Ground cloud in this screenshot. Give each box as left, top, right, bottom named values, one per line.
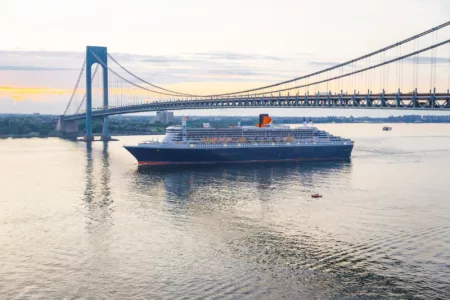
left=0, top=49, right=302, bottom=115
left=309, top=61, right=340, bottom=67
left=404, top=56, right=450, bottom=64
left=128, top=66, right=288, bottom=85
left=0, top=50, right=84, bottom=78
left=0, top=86, right=69, bottom=100
left=110, top=53, right=186, bottom=64
left=12, top=95, right=26, bottom=102
left=0, top=49, right=290, bottom=86
left=0, top=86, right=70, bottom=114
left=111, top=51, right=284, bottom=63
left=106, top=51, right=294, bottom=84
left=107, top=52, right=283, bottom=68
left=0, top=65, right=77, bottom=71
left=0, top=97, right=66, bottom=114
left=0, top=50, right=82, bottom=59
left=204, top=68, right=275, bottom=77
left=141, top=56, right=181, bottom=64
left=190, top=52, right=283, bottom=61
left=0, top=49, right=292, bottom=85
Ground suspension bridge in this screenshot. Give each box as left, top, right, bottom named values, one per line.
left=57, top=22, right=450, bottom=141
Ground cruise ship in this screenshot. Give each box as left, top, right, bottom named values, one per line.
left=124, top=114, right=354, bottom=166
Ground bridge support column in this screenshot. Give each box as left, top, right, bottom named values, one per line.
left=101, top=59, right=111, bottom=141
left=85, top=46, right=109, bottom=142
left=85, top=60, right=94, bottom=141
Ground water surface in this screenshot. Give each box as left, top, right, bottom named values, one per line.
left=1, top=124, right=450, bottom=299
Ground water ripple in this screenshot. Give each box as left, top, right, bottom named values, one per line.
left=1, top=128, right=450, bottom=299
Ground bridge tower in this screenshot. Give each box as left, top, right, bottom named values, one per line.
left=85, top=46, right=110, bottom=141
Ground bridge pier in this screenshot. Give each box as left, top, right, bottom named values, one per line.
left=101, top=116, right=111, bottom=141
left=56, top=116, right=79, bottom=137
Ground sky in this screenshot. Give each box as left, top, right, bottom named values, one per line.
left=1, top=0, right=450, bottom=116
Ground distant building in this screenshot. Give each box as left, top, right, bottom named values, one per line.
left=155, top=111, right=174, bottom=124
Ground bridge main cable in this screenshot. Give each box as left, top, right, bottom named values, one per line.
left=107, top=54, right=198, bottom=97
left=106, top=21, right=449, bottom=98
left=90, top=51, right=194, bottom=97
left=88, top=38, right=450, bottom=104
left=63, top=58, right=86, bottom=115
left=249, top=38, right=450, bottom=96
left=203, top=20, right=450, bottom=97
left=82, top=38, right=450, bottom=109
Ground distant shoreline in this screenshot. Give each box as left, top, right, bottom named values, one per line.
left=0, top=132, right=165, bottom=139
left=3, top=122, right=450, bottom=140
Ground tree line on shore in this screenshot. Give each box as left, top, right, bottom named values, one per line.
left=2, top=114, right=450, bottom=137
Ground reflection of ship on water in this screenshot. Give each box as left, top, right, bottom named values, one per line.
left=83, top=142, right=114, bottom=231
left=134, top=161, right=352, bottom=205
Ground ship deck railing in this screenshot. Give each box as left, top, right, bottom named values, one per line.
left=137, top=140, right=353, bottom=148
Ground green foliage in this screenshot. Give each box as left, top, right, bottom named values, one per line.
left=0, top=116, right=56, bottom=136
left=2, top=114, right=450, bottom=138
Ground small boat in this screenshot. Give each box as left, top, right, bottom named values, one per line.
left=382, top=126, right=392, bottom=131
left=311, top=193, right=322, bottom=198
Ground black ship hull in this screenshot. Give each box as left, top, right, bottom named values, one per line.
left=124, top=144, right=353, bottom=166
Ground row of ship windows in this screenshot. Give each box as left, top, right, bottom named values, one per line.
left=174, top=132, right=330, bottom=136
left=183, top=131, right=325, bottom=135
left=180, top=135, right=330, bottom=140
left=187, top=141, right=350, bottom=148
left=166, top=134, right=339, bottom=139
left=168, top=138, right=344, bottom=142
left=182, top=136, right=324, bottom=139
left=167, top=129, right=326, bottom=132
left=167, top=129, right=323, bottom=135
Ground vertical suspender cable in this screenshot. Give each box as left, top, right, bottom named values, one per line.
left=448, top=42, right=450, bottom=92
left=63, top=58, right=86, bottom=115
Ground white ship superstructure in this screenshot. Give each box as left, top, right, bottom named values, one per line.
left=124, top=114, right=354, bottom=165
left=138, top=116, right=353, bottom=149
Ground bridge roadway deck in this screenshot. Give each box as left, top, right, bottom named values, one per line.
left=63, top=93, right=450, bottom=120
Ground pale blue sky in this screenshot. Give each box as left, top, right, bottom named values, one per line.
left=0, top=0, right=449, bottom=116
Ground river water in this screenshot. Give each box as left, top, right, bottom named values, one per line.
left=1, top=124, right=450, bottom=299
